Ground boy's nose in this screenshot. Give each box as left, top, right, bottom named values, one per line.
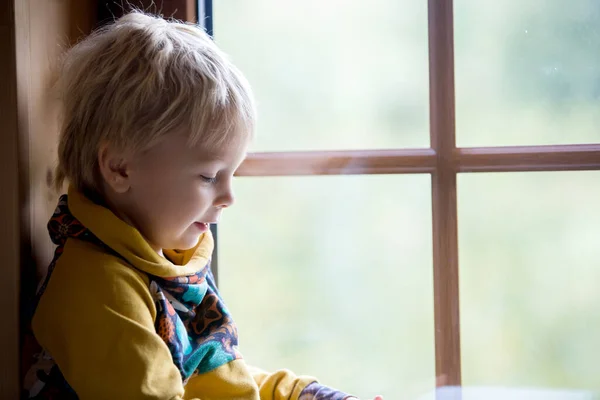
left=216, top=187, right=235, bottom=209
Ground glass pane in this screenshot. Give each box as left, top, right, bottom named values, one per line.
left=220, top=175, right=434, bottom=399
left=214, top=1, right=430, bottom=151
left=455, top=1, right=600, bottom=146
left=459, top=171, right=600, bottom=394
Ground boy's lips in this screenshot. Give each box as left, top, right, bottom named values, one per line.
left=193, top=222, right=210, bottom=232
left=197, top=220, right=217, bottom=224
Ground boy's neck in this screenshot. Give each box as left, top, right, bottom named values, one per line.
left=93, top=185, right=164, bottom=257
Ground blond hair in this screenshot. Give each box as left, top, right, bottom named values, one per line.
left=55, top=11, right=255, bottom=196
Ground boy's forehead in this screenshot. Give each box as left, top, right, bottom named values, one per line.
left=188, top=140, right=248, bottom=163
left=147, top=130, right=250, bottom=164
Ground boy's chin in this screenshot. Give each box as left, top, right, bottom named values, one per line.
left=171, top=233, right=203, bottom=251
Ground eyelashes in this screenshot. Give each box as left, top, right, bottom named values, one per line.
left=200, top=175, right=217, bottom=184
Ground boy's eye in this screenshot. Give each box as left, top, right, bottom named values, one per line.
left=200, top=175, right=217, bottom=184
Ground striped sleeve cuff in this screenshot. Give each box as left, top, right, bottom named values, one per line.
left=299, top=382, right=355, bottom=400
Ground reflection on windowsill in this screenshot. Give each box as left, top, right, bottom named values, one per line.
left=416, top=386, right=599, bottom=400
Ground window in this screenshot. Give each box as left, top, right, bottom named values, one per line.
left=205, top=1, right=600, bottom=398
left=459, top=172, right=600, bottom=389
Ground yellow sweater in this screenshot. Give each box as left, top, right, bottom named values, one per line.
left=32, top=188, right=316, bottom=399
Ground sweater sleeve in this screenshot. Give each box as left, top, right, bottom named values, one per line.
left=247, top=365, right=316, bottom=399
left=249, top=366, right=355, bottom=399
left=246, top=365, right=354, bottom=400
left=32, top=246, right=194, bottom=400
left=182, top=360, right=317, bottom=400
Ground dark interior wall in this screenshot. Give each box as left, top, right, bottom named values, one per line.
left=97, top=0, right=197, bottom=27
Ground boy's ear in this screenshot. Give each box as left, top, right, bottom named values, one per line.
left=97, top=142, right=131, bottom=194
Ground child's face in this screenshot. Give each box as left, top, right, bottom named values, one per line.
left=121, top=133, right=248, bottom=253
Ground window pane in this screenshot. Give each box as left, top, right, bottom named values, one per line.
left=459, top=172, right=600, bottom=393
left=455, top=1, right=600, bottom=146
left=214, top=1, right=429, bottom=151
left=220, top=175, right=433, bottom=399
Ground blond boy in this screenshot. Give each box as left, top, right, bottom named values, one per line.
left=23, top=12, right=382, bottom=400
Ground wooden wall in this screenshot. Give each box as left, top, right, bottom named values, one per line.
left=2, top=1, right=96, bottom=396
left=0, top=0, right=24, bottom=395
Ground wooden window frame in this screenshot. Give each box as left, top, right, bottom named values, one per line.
left=206, top=0, right=600, bottom=389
